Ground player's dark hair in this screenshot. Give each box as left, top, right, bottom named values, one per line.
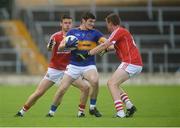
left=60, top=14, right=72, bottom=22
left=106, top=13, right=121, bottom=25
left=81, top=11, right=96, bottom=20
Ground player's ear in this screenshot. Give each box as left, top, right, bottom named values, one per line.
left=60, top=22, right=62, bottom=27
left=82, top=19, right=86, bottom=24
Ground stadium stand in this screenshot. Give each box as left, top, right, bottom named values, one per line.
left=0, top=25, right=22, bottom=73
left=1, top=21, right=48, bottom=74
left=0, top=0, right=180, bottom=74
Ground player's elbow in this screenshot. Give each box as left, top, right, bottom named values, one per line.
left=47, top=46, right=52, bottom=51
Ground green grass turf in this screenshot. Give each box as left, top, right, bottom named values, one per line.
left=0, top=85, right=180, bottom=127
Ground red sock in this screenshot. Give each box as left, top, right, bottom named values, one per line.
left=23, top=104, right=30, bottom=112
left=78, top=104, right=85, bottom=113
left=120, top=93, right=130, bottom=103
left=114, top=100, right=123, bottom=112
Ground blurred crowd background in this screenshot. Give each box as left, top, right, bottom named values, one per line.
left=0, top=0, right=180, bottom=77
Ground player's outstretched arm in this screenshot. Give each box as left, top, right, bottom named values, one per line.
left=58, top=38, right=66, bottom=52
left=89, top=40, right=112, bottom=55
left=76, top=40, right=112, bottom=61
left=76, top=40, right=113, bottom=61
left=98, top=45, right=115, bottom=56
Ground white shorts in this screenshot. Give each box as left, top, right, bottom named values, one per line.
left=44, top=68, right=65, bottom=84
left=118, top=62, right=143, bottom=78
left=65, top=64, right=97, bottom=79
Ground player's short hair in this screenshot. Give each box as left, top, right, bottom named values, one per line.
left=106, top=13, right=121, bottom=25
left=81, top=11, right=96, bottom=20
left=60, top=14, right=72, bottom=22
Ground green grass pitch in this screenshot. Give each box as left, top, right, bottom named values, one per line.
left=0, top=84, right=180, bottom=127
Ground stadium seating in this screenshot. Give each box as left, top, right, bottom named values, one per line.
left=0, top=25, right=27, bottom=73
left=20, top=5, right=180, bottom=73
left=1, top=1, right=180, bottom=74
left=0, top=21, right=48, bottom=74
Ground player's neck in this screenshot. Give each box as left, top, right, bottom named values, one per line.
left=112, top=25, right=119, bottom=32
left=62, top=30, right=67, bottom=36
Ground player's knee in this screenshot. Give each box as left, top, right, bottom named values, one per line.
left=107, top=80, right=111, bottom=87
left=83, top=85, right=90, bottom=93
left=58, top=88, right=66, bottom=96
left=89, top=77, right=99, bottom=87
left=107, top=79, right=116, bottom=87
left=34, top=90, right=44, bottom=97
left=91, top=80, right=99, bottom=88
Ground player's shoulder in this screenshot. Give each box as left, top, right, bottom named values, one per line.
left=50, top=31, right=63, bottom=39
left=119, top=26, right=129, bottom=33
left=68, top=28, right=79, bottom=32
left=91, top=28, right=101, bottom=33
left=66, top=28, right=80, bottom=36
left=90, top=29, right=103, bottom=36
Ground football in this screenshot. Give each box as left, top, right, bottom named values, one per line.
left=65, top=35, right=79, bottom=50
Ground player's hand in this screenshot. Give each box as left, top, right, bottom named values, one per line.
left=47, top=39, right=56, bottom=51
left=76, top=52, right=90, bottom=61
left=65, top=37, right=78, bottom=50
left=98, top=49, right=108, bottom=56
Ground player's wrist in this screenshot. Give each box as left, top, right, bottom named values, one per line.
left=88, top=51, right=91, bottom=56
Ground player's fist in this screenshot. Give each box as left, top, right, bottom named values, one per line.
left=65, top=35, right=78, bottom=50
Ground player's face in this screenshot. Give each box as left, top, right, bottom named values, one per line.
left=83, top=18, right=96, bottom=30
left=61, top=19, right=73, bottom=32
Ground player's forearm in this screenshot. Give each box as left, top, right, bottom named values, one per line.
left=89, top=42, right=110, bottom=55
left=58, top=45, right=65, bottom=52
left=58, top=40, right=66, bottom=52
left=107, top=45, right=115, bottom=51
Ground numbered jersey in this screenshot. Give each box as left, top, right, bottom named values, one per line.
left=48, top=31, right=71, bottom=70
left=108, top=27, right=143, bottom=66
left=66, top=28, right=104, bottom=66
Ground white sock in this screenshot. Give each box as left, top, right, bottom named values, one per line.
left=90, top=105, right=96, bottom=110
left=19, top=109, right=26, bottom=115
left=117, top=110, right=126, bottom=118
left=126, top=101, right=133, bottom=109
left=78, top=111, right=84, bottom=116
left=49, top=110, right=55, bottom=115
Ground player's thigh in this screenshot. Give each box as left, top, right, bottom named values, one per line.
left=72, top=77, right=90, bottom=89
left=44, top=68, right=65, bottom=84
left=108, top=68, right=129, bottom=86
left=58, top=73, right=75, bottom=91
left=35, top=79, right=54, bottom=94
left=83, top=68, right=99, bottom=85
left=64, top=64, right=82, bottom=79
left=37, top=67, right=64, bottom=93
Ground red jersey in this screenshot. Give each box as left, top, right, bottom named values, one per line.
left=48, top=31, right=71, bottom=70
left=108, top=27, right=143, bottom=66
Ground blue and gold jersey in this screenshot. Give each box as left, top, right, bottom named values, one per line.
left=66, top=28, right=105, bottom=66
